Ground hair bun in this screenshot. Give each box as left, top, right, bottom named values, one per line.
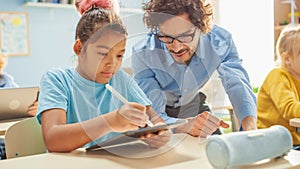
left=75, top=0, right=119, bottom=15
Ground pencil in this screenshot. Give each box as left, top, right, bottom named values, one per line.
left=105, top=84, right=154, bottom=127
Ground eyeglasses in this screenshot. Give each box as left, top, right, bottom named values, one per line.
left=152, top=27, right=197, bottom=44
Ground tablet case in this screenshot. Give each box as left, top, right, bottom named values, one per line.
left=86, top=120, right=188, bottom=151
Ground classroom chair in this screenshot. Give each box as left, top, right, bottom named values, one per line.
left=290, top=118, right=300, bottom=132
left=4, top=117, right=46, bottom=159
left=290, top=118, right=300, bottom=150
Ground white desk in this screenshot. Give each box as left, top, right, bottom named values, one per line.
left=0, top=134, right=299, bottom=169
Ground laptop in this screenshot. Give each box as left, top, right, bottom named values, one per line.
left=0, top=87, right=39, bottom=121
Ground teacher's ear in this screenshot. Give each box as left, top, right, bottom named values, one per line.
left=73, top=39, right=82, bottom=55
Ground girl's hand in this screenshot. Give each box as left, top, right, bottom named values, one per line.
left=141, top=122, right=172, bottom=148
left=108, top=102, right=149, bottom=132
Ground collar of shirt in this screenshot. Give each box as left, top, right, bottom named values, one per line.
left=73, top=68, right=106, bottom=88
left=162, top=43, right=175, bottom=67
left=196, top=35, right=205, bottom=60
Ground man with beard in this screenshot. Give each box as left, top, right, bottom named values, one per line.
left=131, top=0, right=257, bottom=136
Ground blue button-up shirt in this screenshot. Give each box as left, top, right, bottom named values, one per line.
left=131, top=25, right=257, bottom=126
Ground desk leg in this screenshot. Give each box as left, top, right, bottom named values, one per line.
left=228, top=109, right=238, bottom=132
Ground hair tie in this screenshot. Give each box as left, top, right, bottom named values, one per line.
left=75, top=0, right=119, bottom=15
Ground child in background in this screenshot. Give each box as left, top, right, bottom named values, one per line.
left=0, top=50, right=18, bottom=88
left=0, top=51, right=16, bottom=160
left=257, top=25, right=300, bottom=146
left=0, top=51, right=38, bottom=159
left=37, top=6, right=170, bottom=152
left=0, top=50, right=37, bottom=115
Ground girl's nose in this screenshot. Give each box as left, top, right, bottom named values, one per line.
left=105, top=56, right=116, bottom=68
left=106, top=63, right=112, bottom=68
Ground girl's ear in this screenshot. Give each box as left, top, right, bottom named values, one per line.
left=282, top=52, right=291, bottom=65
left=73, top=39, right=82, bottom=55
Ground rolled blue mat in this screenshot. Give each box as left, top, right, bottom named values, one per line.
left=206, top=125, right=292, bottom=169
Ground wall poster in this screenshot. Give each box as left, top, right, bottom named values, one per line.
left=0, top=12, right=29, bottom=56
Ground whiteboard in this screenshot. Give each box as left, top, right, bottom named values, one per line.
left=0, top=12, right=30, bottom=56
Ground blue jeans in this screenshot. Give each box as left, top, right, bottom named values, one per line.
left=0, top=138, right=6, bottom=160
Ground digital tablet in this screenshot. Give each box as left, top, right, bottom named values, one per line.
left=86, top=119, right=188, bottom=151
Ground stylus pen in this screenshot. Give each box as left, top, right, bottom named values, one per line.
left=105, top=84, right=154, bottom=127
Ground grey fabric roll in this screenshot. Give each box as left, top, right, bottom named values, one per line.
left=206, top=125, right=292, bottom=169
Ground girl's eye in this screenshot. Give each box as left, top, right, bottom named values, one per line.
left=117, top=55, right=124, bottom=58
left=98, top=52, right=107, bottom=57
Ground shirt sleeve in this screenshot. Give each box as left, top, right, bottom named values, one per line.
left=132, top=45, right=177, bottom=124
left=216, top=35, right=257, bottom=128
left=267, top=71, right=300, bottom=120
left=36, top=69, right=68, bottom=123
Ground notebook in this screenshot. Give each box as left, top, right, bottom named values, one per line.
left=0, top=87, right=39, bottom=121
left=86, top=120, right=188, bottom=151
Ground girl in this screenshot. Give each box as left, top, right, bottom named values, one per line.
left=257, top=25, right=300, bottom=146
left=37, top=6, right=170, bottom=152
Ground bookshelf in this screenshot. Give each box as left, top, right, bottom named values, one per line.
left=24, top=2, right=75, bottom=9
left=274, top=0, right=300, bottom=60
left=23, top=2, right=143, bottom=13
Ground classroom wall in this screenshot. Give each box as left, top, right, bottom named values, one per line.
left=215, top=0, right=274, bottom=87
left=0, top=0, right=80, bottom=87
left=1, top=0, right=275, bottom=89
left=0, top=0, right=147, bottom=87
left=202, top=0, right=275, bottom=108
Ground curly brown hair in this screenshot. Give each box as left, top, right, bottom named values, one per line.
left=143, top=0, right=213, bottom=34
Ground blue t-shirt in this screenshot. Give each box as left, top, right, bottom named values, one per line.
left=37, top=67, right=152, bottom=147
